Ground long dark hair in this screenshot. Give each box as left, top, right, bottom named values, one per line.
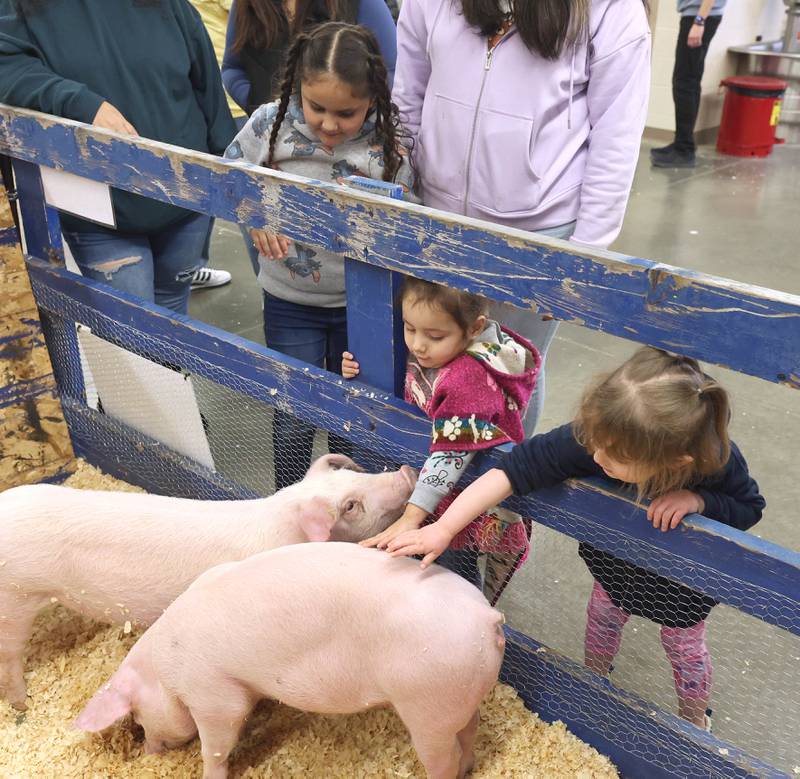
left=460, top=0, right=648, bottom=60
left=232, top=0, right=338, bottom=51
left=266, top=22, right=404, bottom=182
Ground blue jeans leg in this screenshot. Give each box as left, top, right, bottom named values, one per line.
left=262, top=292, right=350, bottom=489
left=200, top=217, right=215, bottom=264
left=63, top=212, right=209, bottom=315
left=150, top=213, right=211, bottom=314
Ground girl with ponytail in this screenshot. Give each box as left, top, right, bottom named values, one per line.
left=224, top=21, right=416, bottom=488
left=387, top=346, right=765, bottom=730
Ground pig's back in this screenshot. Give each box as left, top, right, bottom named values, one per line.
left=0, top=484, right=270, bottom=618
left=157, top=543, right=505, bottom=714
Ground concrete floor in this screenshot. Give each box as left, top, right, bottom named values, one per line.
left=188, top=141, right=800, bottom=772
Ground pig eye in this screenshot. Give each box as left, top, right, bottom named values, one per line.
left=343, top=499, right=359, bottom=514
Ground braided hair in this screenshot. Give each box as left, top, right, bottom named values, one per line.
left=266, top=22, right=405, bottom=182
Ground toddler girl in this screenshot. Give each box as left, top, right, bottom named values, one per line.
left=343, top=277, right=541, bottom=604
left=224, top=21, right=416, bottom=488
left=388, top=347, right=765, bottom=728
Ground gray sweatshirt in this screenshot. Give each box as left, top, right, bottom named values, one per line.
left=225, top=96, right=417, bottom=307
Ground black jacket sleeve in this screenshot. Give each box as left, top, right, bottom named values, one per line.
left=498, top=423, right=601, bottom=495
left=0, top=1, right=104, bottom=122
left=694, top=442, right=766, bottom=531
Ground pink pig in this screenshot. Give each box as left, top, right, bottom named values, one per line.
left=77, top=542, right=505, bottom=779
left=0, top=455, right=416, bottom=710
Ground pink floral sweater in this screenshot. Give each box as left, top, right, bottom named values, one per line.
left=405, top=322, right=540, bottom=604
left=405, top=322, right=540, bottom=456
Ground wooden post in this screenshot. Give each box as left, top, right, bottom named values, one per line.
left=344, top=259, right=405, bottom=396
left=0, top=159, right=74, bottom=487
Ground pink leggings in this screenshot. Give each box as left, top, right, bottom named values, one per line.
left=585, top=581, right=712, bottom=700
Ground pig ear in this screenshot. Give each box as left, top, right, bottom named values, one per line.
left=305, top=454, right=364, bottom=478
left=74, top=684, right=132, bottom=732
left=298, top=495, right=338, bottom=542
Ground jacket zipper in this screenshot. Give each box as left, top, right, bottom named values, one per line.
left=462, top=35, right=510, bottom=213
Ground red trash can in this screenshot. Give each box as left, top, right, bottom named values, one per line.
left=716, top=76, right=788, bottom=157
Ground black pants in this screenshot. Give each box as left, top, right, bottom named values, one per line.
left=672, top=14, right=722, bottom=153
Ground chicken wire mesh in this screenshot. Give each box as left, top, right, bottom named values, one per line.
left=38, top=307, right=799, bottom=776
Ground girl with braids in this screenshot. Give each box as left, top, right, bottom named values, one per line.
left=387, top=347, right=765, bottom=730
left=224, top=21, right=416, bottom=488
left=222, top=0, right=397, bottom=275
left=393, top=0, right=651, bottom=435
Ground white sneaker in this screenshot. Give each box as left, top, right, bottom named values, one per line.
left=191, top=267, right=231, bottom=289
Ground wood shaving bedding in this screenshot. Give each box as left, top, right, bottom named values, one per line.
left=1, top=462, right=618, bottom=778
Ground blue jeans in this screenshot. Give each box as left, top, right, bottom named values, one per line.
left=262, top=292, right=352, bottom=489
left=489, top=220, right=576, bottom=435
left=63, top=212, right=210, bottom=315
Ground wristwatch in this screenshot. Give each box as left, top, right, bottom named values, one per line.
left=694, top=14, right=706, bottom=26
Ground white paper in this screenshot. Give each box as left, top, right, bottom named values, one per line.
left=76, top=328, right=216, bottom=472
left=40, top=165, right=115, bottom=227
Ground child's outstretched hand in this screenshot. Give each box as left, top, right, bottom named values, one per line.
left=387, top=522, right=454, bottom=569
left=360, top=504, right=426, bottom=549
left=341, top=351, right=360, bottom=379
left=250, top=228, right=290, bottom=259
left=647, top=490, right=705, bottom=532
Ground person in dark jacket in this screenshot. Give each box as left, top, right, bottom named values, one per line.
left=221, top=0, right=397, bottom=273
left=0, top=0, right=236, bottom=314
left=386, top=346, right=765, bottom=730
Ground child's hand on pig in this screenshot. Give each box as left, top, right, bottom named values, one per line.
left=360, top=503, right=427, bottom=549
left=250, top=228, right=290, bottom=259
left=342, top=351, right=360, bottom=379
left=387, top=521, right=454, bottom=568
left=647, top=489, right=705, bottom=532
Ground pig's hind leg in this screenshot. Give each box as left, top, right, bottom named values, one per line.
left=456, top=710, right=479, bottom=776
left=0, top=590, right=48, bottom=710
left=186, top=683, right=253, bottom=779
left=395, top=702, right=467, bottom=779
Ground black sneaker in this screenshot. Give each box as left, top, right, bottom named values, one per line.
left=650, top=143, right=676, bottom=158
left=651, top=148, right=696, bottom=168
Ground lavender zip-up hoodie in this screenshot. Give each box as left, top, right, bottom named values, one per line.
left=393, top=0, right=651, bottom=248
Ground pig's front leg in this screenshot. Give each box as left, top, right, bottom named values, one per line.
left=0, top=590, right=49, bottom=710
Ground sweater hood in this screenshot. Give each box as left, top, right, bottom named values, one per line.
left=286, top=95, right=379, bottom=147
left=465, top=323, right=541, bottom=410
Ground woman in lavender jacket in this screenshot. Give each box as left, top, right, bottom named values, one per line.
left=393, top=0, right=651, bottom=431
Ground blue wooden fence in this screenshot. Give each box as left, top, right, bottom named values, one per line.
left=1, top=104, right=798, bottom=778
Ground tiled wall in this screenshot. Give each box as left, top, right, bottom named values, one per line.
left=646, top=0, right=787, bottom=133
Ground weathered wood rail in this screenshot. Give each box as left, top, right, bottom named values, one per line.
left=1, top=104, right=798, bottom=779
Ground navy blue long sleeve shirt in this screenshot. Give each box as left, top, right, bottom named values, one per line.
left=499, top=423, right=766, bottom=626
